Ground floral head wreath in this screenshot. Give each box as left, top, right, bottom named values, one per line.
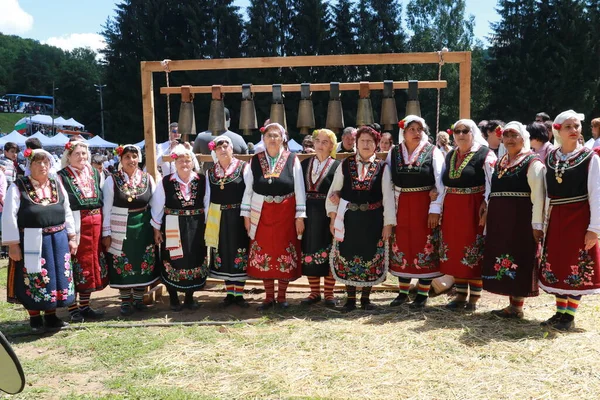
left=446, top=124, right=455, bottom=135
left=114, top=145, right=124, bottom=156
left=23, top=148, right=34, bottom=160
left=495, top=125, right=503, bottom=138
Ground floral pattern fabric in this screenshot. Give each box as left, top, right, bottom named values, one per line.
left=461, top=234, right=486, bottom=268
left=334, top=240, right=386, bottom=283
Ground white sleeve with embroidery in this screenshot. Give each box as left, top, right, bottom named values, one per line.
left=382, top=164, right=396, bottom=226
left=430, top=147, right=446, bottom=214
left=1, top=183, right=21, bottom=244
left=149, top=177, right=165, bottom=230
left=102, top=175, right=114, bottom=236
left=204, top=174, right=210, bottom=223
left=527, top=159, right=546, bottom=230
left=484, top=150, right=498, bottom=204
left=240, top=162, right=254, bottom=218
left=293, top=157, right=307, bottom=218
left=325, top=163, right=344, bottom=216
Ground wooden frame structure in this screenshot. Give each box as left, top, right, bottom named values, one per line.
left=141, top=52, right=472, bottom=178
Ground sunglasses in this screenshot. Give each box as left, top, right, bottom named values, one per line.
left=453, top=129, right=470, bottom=135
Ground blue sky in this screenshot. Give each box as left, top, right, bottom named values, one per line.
left=0, top=0, right=500, bottom=52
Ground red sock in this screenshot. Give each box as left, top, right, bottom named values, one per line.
left=277, top=280, right=289, bottom=303
left=263, top=279, right=275, bottom=303
left=27, top=309, right=41, bottom=317
left=324, top=274, right=336, bottom=300
left=510, top=296, right=524, bottom=310
left=307, top=277, right=320, bottom=299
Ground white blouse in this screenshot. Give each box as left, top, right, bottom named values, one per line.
left=384, top=143, right=447, bottom=214
left=325, top=153, right=396, bottom=226
left=1, top=179, right=76, bottom=244
left=102, top=169, right=156, bottom=236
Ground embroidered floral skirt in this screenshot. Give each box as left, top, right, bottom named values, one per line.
left=331, top=207, right=388, bottom=287
left=7, top=228, right=75, bottom=310
left=108, top=210, right=158, bottom=288
left=247, top=197, right=301, bottom=281
left=390, top=190, right=442, bottom=279
left=72, top=211, right=108, bottom=293
left=439, top=192, right=485, bottom=279
left=301, top=198, right=333, bottom=277
left=539, top=200, right=600, bottom=295
left=209, top=208, right=248, bottom=282
left=482, top=196, right=539, bottom=297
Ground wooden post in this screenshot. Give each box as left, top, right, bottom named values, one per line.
left=459, top=52, right=472, bottom=120
left=141, top=62, right=158, bottom=180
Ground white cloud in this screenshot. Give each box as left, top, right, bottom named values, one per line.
left=0, top=0, right=34, bottom=34
left=43, top=33, right=106, bottom=53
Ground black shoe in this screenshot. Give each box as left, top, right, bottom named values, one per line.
left=80, top=307, right=105, bottom=319
left=465, top=302, right=477, bottom=312
left=222, top=294, right=235, bottom=307
left=276, top=301, right=290, bottom=310
left=446, top=300, right=467, bottom=311
left=30, top=316, right=45, bottom=334
left=340, top=301, right=357, bottom=313
left=324, top=299, right=337, bottom=308
left=409, top=295, right=428, bottom=310
left=256, top=300, right=276, bottom=311
left=491, top=307, right=524, bottom=319
left=234, top=296, right=250, bottom=308
left=540, top=312, right=563, bottom=327
left=554, top=319, right=575, bottom=331
left=120, top=303, right=135, bottom=316
left=361, top=300, right=377, bottom=311
left=70, top=310, right=85, bottom=323
left=44, top=314, right=69, bottom=330
left=300, top=295, right=322, bottom=306
left=184, top=301, right=200, bottom=310
left=390, top=293, right=409, bottom=307
left=133, top=300, right=148, bottom=311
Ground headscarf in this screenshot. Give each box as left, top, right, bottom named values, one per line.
left=209, top=135, right=233, bottom=163
left=116, top=144, right=143, bottom=171
left=312, top=128, right=338, bottom=158
left=502, top=121, right=530, bottom=152
left=24, top=149, right=54, bottom=172
left=398, top=115, right=428, bottom=144
left=257, top=122, right=287, bottom=154
left=60, top=140, right=91, bottom=169
left=453, top=119, right=488, bottom=147
left=552, top=110, right=585, bottom=147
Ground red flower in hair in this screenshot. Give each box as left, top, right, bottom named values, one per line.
left=65, top=142, right=72, bottom=151
left=446, top=129, right=453, bottom=135
left=259, top=126, right=266, bottom=133
left=170, top=153, right=178, bottom=159
left=208, top=141, right=216, bottom=151
left=553, top=123, right=562, bottom=130
left=398, top=120, right=405, bottom=129
left=24, top=148, right=33, bottom=159
left=114, top=145, right=124, bottom=156
left=495, top=126, right=503, bottom=138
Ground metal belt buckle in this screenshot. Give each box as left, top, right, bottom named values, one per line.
left=274, top=195, right=284, bottom=203
left=348, top=203, right=359, bottom=211
left=359, top=203, right=369, bottom=211
left=264, top=196, right=274, bottom=203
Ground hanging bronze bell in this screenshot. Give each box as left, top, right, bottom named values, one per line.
left=270, top=84, right=287, bottom=131
left=405, top=80, right=421, bottom=117
left=178, top=85, right=195, bottom=143
left=380, top=80, right=398, bottom=131
left=325, top=82, right=344, bottom=133
left=208, top=85, right=226, bottom=135
left=356, top=81, right=374, bottom=127
left=239, top=84, right=257, bottom=136
left=297, top=83, right=315, bottom=135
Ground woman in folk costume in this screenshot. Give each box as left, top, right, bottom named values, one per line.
left=241, top=122, right=306, bottom=310
left=204, top=135, right=250, bottom=308
left=300, top=129, right=340, bottom=307
left=58, top=141, right=107, bottom=322
left=440, top=119, right=497, bottom=311
left=481, top=122, right=546, bottom=319
left=150, top=145, right=208, bottom=311
left=539, top=110, right=600, bottom=331
left=386, top=115, right=446, bottom=309
left=2, top=149, right=77, bottom=333
left=326, top=126, right=396, bottom=312
left=102, top=144, right=158, bottom=316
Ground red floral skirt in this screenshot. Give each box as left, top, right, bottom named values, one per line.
left=247, top=197, right=301, bottom=280
left=72, top=211, right=108, bottom=293
left=540, top=200, right=600, bottom=295
left=390, top=191, right=442, bottom=278
left=439, top=192, right=485, bottom=279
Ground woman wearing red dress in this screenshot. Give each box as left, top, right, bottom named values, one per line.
left=539, top=110, right=600, bottom=331
left=241, top=123, right=306, bottom=310
left=440, top=119, right=497, bottom=311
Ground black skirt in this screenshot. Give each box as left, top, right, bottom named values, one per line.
left=301, top=198, right=333, bottom=277
left=209, top=208, right=249, bottom=282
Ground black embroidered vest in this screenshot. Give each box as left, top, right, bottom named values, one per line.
left=442, top=146, right=489, bottom=188
left=162, top=174, right=205, bottom=210
left=491, top=153, right=536, bottom=194
left=301, top=156, right=339, bottom=201
left=112, top=170, right=152, bottom=209
left=390, top=143, right=435, bottom=188
left=16, top=177, right=65, bottom=228
left=340, top=155, right=385, bottom=204
left=207, top=160, right=246, bottom=205
left=58, top=167, right=103, bottom=211
left=251, top=151, right=296, bottom=196
left=546, top=147, right=592, bottom=198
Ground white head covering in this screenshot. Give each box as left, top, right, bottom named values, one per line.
left=258, top=122, right=287, bottom=154
left=210, top=135, right=233, bottom=163
left=454, top=119, right=488, bottom=147
left=116, top=144, right=143, bottom=171
left=502, top=121, right=530, bottom=152
left=60, top=140, right=91, bottom=169
left=25, top=149, right=54, bottom=171
left=398, top=115, right=428, bottom=144
left=552, top=110, right=585, bottom=146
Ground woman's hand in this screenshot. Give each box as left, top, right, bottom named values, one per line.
left=68, top=239, right=78, bottom=255
left=478, top=202, right=488, bottom=227
left=382, top=225, right=392, bottom=241
left=244, top=217, right=250, bottom=234
left=533, top=229, right=544, bottom=243
left=154, top=229, right=163, bottom=246
left=428, top=213, right=440, bottom=229
left=101, top=236, right=112, bottom=252
left=328, top=191, right=340, bottom=206
left=296, top=218, right=305, bottom=238
left=584, top=231, right=598, bottom=251
left=8, top=244, right=21, bottom=262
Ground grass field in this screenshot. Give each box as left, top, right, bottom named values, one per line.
left=2, top=261, right=600, bottom=399
left=0, top=113, right=24, bottom=134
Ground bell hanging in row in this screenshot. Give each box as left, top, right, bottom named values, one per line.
left=239, top=83, right=257, bottom=136
left=208, top=85, right=226, bottom=135
left=297, top=83, right=315, bottom=135
left=405, top=80, right=421, bottom=117
left=325, top=82, right=344, bottom=133
left=356, top=81, right=374, bottom=127
left=269, top=84, right=287, bottom=131
left=380, top=80, right=398, bottom=131
left=178, top=85, right=195, bottom=143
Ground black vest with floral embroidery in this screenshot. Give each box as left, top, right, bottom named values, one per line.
left=112, top=170, right=152, bottom=209
left=491, top=153, right=536, bottom=194
left=162, top=174, right=205, bottom=210
left=250, top=151, right=296, bottom=196
left=340, top=155, right=384, bottom=204
left=207, top=160, right=246, bottom=205
left=58, top=167, right=103, bottom=211
left=545, top=147, right=592, bottom=198
left=390, top=143, right=435, bottom=188
left=442, top=146, right=488, bottom=188
left=16, top=177, right=65, bottom=228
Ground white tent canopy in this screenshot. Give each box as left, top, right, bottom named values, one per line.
left=29, top=131, right=54, bottom=146
left=0, top=130, right=27, bottom=146
left=86, top=136, right=118, bottom=148
left=46, top=133, right=71, bottom=146
left=54, top=116, right=68, bottom=126
left=29, top=115, right=54, bottom=125
left=64, top=118, right=84, bottom=128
